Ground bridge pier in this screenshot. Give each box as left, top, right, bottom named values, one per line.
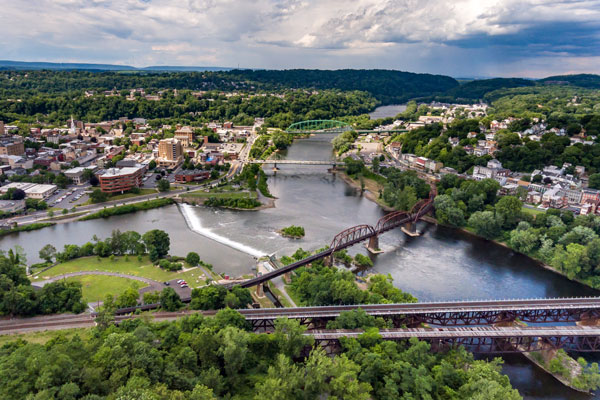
left=401, top=221, right=420, bottom=237
left=256, top=283, right=264, bottom=297
left=283, top=272, right=291, bottom=283
left=367, top=235, right=383, bottom=254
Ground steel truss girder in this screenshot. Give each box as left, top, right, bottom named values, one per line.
left=330, top=224, right=376, bottom=252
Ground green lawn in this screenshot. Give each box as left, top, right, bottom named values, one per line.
left=81, top=188, right=158, bottom=205
left=108, top=188, right=157, bottom=201
left=521, top=206, right=546, bottom=216
left=32, top=256, right=207, bottom=287
left=0, top=327, right=91, bottom=347
left=64, top=274, right=147, bottom=303
left=181, top=191, right=257, bottom=199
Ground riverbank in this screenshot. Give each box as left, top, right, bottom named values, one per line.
left=178, top=191, right=275, bottom=211
left=424, top=215, right=600, bottom=293
left=337, top=171, right=395, bottom=211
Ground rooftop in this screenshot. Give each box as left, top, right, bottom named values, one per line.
left=99, top=166, right=143, bottom=178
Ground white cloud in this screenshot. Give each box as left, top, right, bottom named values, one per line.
left=0, top=0, right=599, bottom=76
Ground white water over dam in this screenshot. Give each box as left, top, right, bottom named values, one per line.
left=178, top=203, right=266, bottom=258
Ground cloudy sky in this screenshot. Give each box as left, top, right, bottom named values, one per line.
left=1, top=0, right=600, bottom=77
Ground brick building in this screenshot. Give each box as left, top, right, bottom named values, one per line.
left=98, top=167, right=144, bottom=193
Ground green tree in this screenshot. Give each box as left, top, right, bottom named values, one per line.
left=468, top=211, right=501, bottom=240
left=157, top=179, right=170, bottom=192
left=90, top=189, right=108, bottom=203
left=38, top=244, right=57, bottom=263
left=589, top=173, right=600, bottom=190
left=142, top=229, right=170, bottom=261
left=494, top=196, right=522, bottom=228
left=509, top=228, right=539, bottom=254
left=186, top=252, right=200, bottom=266
left=160, top=287, right=182, bottom=311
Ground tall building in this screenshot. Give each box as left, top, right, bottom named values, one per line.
left=174, top=126, right=195, bottom=147
left=157, top=138, right=183, bottom=168
left=0, top=121, right=4, bottom=135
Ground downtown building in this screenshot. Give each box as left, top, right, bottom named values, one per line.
left=156, top=138, right=183, bottom=168
left=97, top=167, right=144, bottom=193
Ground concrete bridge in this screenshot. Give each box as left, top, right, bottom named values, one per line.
left=248, top=160, right=337, bottom=166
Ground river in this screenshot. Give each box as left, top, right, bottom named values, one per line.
left=369, top=104, right=407, bottom=119
left=2, top=133, right=599, bottom=398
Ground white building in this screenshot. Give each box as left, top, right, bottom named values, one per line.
left=0, top=182, right=57, bottom=199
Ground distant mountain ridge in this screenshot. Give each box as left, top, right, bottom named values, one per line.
left=0, top=60, right=232, bottom=72
left=1, top=60, right=599, bottom=104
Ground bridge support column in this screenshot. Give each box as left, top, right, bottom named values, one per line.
left=323, top=255, right=333, bottom=267
left=283, top=272, right=291, bottom=283
left=401, top=221, right=420, bottom=237
left=256, top=283, right=264, bottom=297
left=367, top=235, right=383, bottom=254
left=272, top=163, right=279, bottom=172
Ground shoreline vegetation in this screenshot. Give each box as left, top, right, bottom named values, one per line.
left=79, top=198, right=174, bottom=221
left=0, top=222, right=56, bottom=238
left=278, top=225, right=305, bottom=239
left=345, top=161, right=600, bottom=294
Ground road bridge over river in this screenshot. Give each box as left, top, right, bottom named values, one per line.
left=247, top=160, right=336, bottom=166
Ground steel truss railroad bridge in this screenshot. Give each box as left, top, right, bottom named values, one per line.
left=240, top=298, right=600, bottom=331
left=243, top=297, right=600, bottom=354
left=309, top=326, right=600, bottom=354
left=100, top=297, right=600, bottom=354
left=234, top=185, right=437, bottom=289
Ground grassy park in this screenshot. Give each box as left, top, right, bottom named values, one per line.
left=64, top=275, right=148, bottom=303
left=521, top=206, right=546, bottom=217
left=32, top=256, right=209, bottom=288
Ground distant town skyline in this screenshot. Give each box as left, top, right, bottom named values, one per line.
left=1, top=0, right=600, bottom=78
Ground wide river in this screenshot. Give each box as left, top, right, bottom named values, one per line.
left=2, top=134, right=599, bottom=399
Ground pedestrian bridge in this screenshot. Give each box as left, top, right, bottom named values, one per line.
left=247, top=160, right=336, bottom=165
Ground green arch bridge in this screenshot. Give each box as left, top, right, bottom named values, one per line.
left=286, top=120, right=353, bottom=133
left=286, top=120, right=408, bottom=134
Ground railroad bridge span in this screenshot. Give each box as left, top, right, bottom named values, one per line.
left=234, top=185, right=436, bottom=289
left=238, top=297, right=600, bottom=331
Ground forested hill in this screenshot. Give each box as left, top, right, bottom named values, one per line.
left=539, top=74, right=600, bottom=89
left=223, top=69, right=460, bottom=104
left=439, top=78, right=536, bottom=101
left=2, top=66, right=600, bottom=105
left=0, top=69, right=459, bottom=105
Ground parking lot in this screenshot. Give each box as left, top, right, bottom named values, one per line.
left=45, top=185, right=90, bottom=209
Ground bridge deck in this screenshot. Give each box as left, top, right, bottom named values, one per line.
left=309, top=325, right=600, bottom=340
left=238, top=298, right=600, bottom=319
left=248, top=160, right=336, bottom=165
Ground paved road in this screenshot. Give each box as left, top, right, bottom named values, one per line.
left=9, top=188, right=188, bottom=226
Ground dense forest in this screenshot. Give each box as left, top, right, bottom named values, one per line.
left=0, top=69, right=459, bottom=105
left=0, top=310, right=522, bottom=400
